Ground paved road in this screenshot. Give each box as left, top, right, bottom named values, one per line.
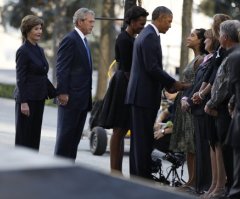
left=0, top=97, right=129, bottom=174
left=0, top=97, right=189, bottom=181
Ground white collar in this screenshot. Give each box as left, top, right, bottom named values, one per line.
left=149, top=24, right=160, bottom=36
left=74, top=27, right=85, bottom=40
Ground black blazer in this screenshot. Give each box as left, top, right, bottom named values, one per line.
left=56, top=30, right=92, bottom=111
left=14, top=40, right=56, bottom=103
left=125, top=25, right=175, bottom=109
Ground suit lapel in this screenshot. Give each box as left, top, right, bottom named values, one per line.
left=73, top=30, right=92, bottom=69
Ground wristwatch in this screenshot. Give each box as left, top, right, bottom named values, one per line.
left=161, top=128, right=165, bottom=135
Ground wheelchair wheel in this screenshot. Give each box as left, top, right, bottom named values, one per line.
left=90, top=127, right=107, bottom=156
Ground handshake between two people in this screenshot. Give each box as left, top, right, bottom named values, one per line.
left=165, top=81, right=191, bottom=94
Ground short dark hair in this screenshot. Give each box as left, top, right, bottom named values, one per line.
left=195, top=28, right=208, bottom=55
left=152, top=6, right=172, bottom=21
left=124, top=6, right=149, bottom=25
left=20, top=15, right=43, bottom=41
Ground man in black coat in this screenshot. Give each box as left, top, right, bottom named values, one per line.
left=54, top=8, right=95, bottom=160
left=125, top=6, right=188, bottom=179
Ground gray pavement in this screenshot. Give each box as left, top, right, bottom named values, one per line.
left=0, top=97, right=189, bottom=179
left=0, top=97, right=126, bottom=174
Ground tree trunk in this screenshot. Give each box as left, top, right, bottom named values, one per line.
left=179, top=0, right=193, bottom=81
left=51, top=0, right=68, bottom=85
left=95, top=0, right=115, bottom=100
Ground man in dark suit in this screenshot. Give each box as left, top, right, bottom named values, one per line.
left=54, top=8, right=95, bottom=160
left=125, top=6, right=188, bottom=179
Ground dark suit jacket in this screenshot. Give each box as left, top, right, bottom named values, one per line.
left=14, top=40, right=56, bottom=103
left=226, top=48, right=240, bottom=148
left=125, top=25, right=175, bottom=109
left=56, top=30, right=92, bottom=111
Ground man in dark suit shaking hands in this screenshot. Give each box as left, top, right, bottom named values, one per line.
left=55, top=8, right=95, bottom=160
left=125, top=6, right=189, bottom=179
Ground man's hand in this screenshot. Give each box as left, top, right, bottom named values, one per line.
left=21, top=103, right=30, bottom=117
left=166, top=81, right=191, bottom=93
left=57, top=94, right=69, bottom=106
left=204, top=105, right=218, bottom=117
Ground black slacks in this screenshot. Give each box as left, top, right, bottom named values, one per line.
left=193, top=115, right=211, bottom=193
left=15, top=100, right=45, bottom=150
left=55, top=106, right=87, bottom=160
left=229, top=148, right=240, bottom=199
left=130, top=105, right=158, bottom=179
left=216, top=106, right=233, bottom=193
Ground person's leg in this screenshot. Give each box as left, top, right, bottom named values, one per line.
left=55, top=107, right=87, bottom=160
left=110, top=128, right=128, bottom=173
left=228, top=148, right=240, bottom=199
left=130, top=106, right=157, bottom=179
left=186, top=152, right=196, bottom=187
left=15, top=100, right=44, bottom=150
left=209, top=144, right=226, bottom=198
left=222, top=144, right=233, bottom=195
left=29, top=100, right=45, bottom=150
left=201, top=147, right=217, bottom=199
left=194, top=116, right=211, bottom=193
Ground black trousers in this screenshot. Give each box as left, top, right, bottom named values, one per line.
left=15, top=100, right=45, bottom=150
left=229, top=148, right=240, bottom=199
left=130, top=105, right=158, bottom=179
left=216, top=107, right=233, bottom=193
left=55, top=106, right=87, bottom=160
left=193, top=115, right=211, bottom=193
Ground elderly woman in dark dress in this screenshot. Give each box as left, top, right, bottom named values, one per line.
left=98, top=6, right=149, bottom=173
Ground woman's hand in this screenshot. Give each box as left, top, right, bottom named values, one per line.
left=191, top=92, right=202, bottom=104
left=21, top=103, right=30, bottom=117
left=181, top=99, right=190, bottom=112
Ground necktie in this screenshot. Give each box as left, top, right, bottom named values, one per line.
left=84, top=37, right=91, bottom=66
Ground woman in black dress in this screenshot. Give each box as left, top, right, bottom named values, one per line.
left=99, top=6, right=148, bottom=173
left=14, top=15, right=56, bottom=150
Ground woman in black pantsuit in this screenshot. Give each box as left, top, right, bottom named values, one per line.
left=14, top=15, right=56, bottom=150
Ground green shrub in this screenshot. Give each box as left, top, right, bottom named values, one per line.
left=0, top=83, right=15, bottom=99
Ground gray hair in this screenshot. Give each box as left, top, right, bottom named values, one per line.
left=220, top=20, right=240, bottom=42
left=73, top=8, right=95, bottom=26
left=152, top=6, right=172, bottom=21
